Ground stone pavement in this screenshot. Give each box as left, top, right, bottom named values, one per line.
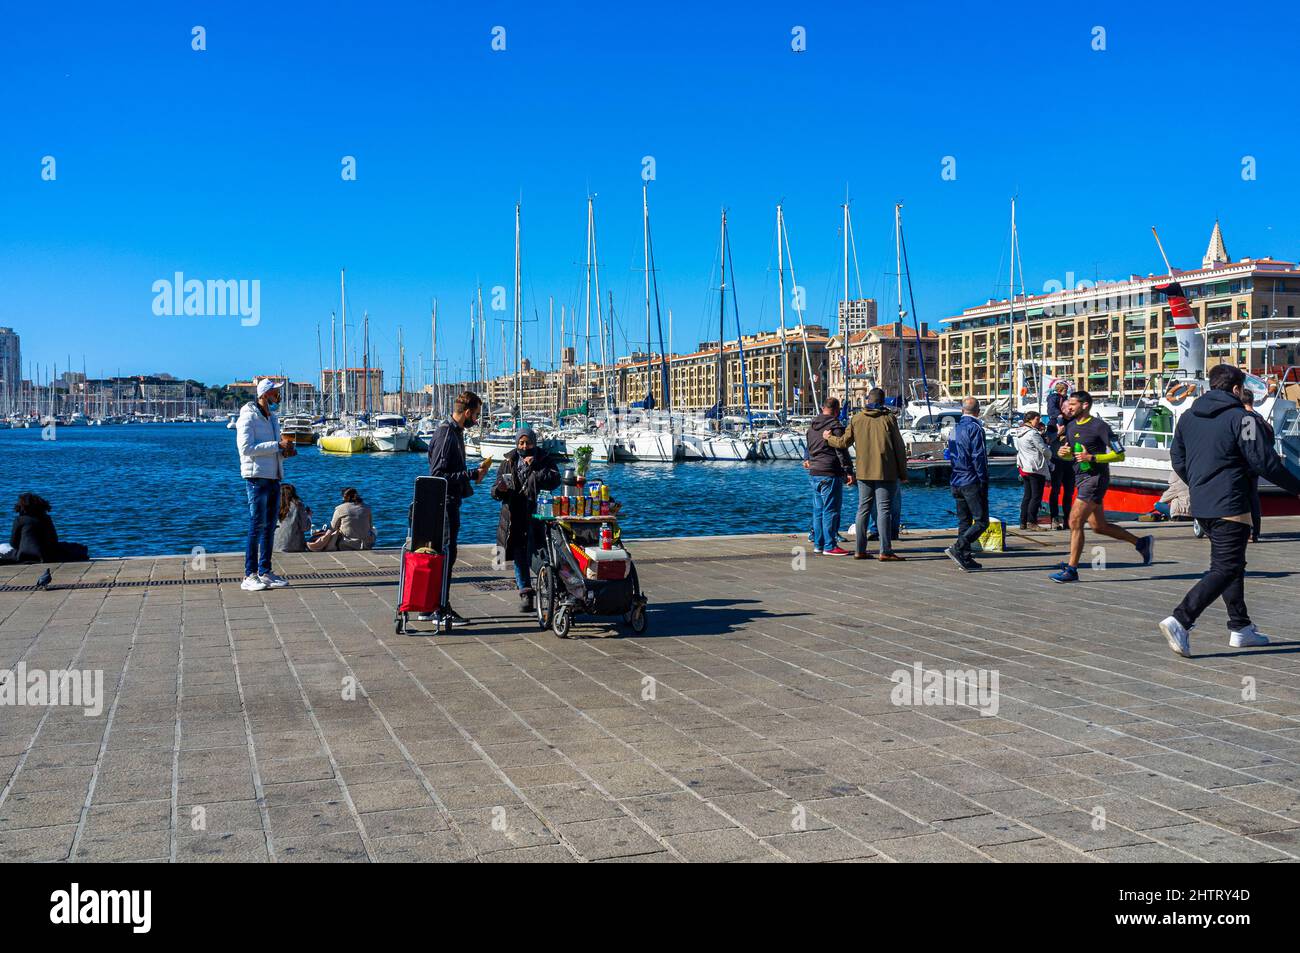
left=3, top=519, right=1300, bottom=863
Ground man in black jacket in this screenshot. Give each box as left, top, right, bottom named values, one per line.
left=1159, top=365, right=1300, bottom=656
left=803, top=397, right=854, bottom=556
left=425, top=391, right=491, bottom=625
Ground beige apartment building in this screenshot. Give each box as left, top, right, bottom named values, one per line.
left=938, top=223, right=1300, bottom=401
left=618, top=326, right=830, bottom=414
left=826, top=322, right=940, bottom=407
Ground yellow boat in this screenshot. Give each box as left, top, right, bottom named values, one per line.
left=319, top=432, right=367, bottom=454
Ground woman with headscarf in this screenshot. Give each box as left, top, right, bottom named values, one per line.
left=491, top=427, right=561, bottom=612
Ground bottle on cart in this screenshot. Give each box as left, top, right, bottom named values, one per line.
left=600, top=522, right=613, bottom=550
left=538, top=491, right=552, bottom=518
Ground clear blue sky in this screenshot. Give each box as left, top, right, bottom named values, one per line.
left=3, top=1, right=1297, bottom=388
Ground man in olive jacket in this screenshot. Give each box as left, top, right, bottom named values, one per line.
left=824, top=388, right=909, bottom=560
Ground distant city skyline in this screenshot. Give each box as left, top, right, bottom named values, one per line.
left=4, top=1, right=1298, bottom=387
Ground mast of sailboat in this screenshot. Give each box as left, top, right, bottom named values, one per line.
left=896, top=203, right=934, bottom=426
left=841, top=198, right=851, bottom=411
left=477, top=285, right=490, bottom=431
left=592, top=200, right=609, bottom=417
left=777, top=204, right=789, bottom=417
left=717, top=208, right=727, bottom=429
left=514, top=201, right=522, bottom=423
left=895, top=203, right=906, bottom=408
left=643, top=184, right=653, bottom=408
left=362, top=311, right=370, bottom=421
left=340, top=269, right=348, bottom=419
left=431, top=299, right=438, bottom=418
left=584, top=197, right=593, bottom=414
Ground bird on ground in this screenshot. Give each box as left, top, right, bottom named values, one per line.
left=35, top=569, right=52, bottom=590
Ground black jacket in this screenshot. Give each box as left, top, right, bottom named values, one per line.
left=1045, top=391, right=1066, bottom=429
left=1170, top=389, right=1300, bottom=518
left=805, top=411, right=852, bottom=477
left=491, top=447, right=561, bottom=561
left=427, top=416, right=474, bottom=501
left=7, top=514, right=59, bottom=563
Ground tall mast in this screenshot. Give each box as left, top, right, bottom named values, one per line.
left=842, top=199, right=851, bottom=409
left=1008, top=196, right=1016, bottom=405
left=514, top=201, right=522, bottom=420
left=643, top=183, right=653, bottom=406
left=592, top=199, right=607, bottom=414
left=777, top=204, right=788, bottom=416
left=718, top=208, right=727, bottom=423
left=895, top=203, right=905, bottom=405
left=584, top=196, right=593, bottom=411
left=340, top=268, right=348, bottom=417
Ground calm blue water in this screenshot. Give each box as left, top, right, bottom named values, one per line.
left=0, top=424, right=1026, bottom=558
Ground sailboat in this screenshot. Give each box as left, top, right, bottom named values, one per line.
left=319, top=268, right=367, bottom=454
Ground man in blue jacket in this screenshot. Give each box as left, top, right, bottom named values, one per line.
left=943, top=398, right=989, bottom=571
left=1159, top=365, right=1300, bottom=656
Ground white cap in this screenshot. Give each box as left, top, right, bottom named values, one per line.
left=256, top=378, right=284, bottom=398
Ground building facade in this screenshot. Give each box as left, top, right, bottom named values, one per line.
left=826, top=322, right=940, bottom=408
left=837, top=298, right=878, bottom=335
left=320, top=368, right=384, bottom=413
left=938, top=223, right=1300, bottom=402
left=0, top=327, right=19, bottom=410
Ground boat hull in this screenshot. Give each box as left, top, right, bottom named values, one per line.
left=319, top=434, right=367, bottom=454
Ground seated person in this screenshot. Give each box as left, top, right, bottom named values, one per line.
left=274, top=483, right=313, bottom=553
left=2, top=493, right=60, bottom=564
left=310, top=487, right=376, bottom=551
left=1141, top=472, right=1191, bottom=522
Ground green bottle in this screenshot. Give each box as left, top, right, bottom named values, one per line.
left=1074, top=440, right=1091, bottom=473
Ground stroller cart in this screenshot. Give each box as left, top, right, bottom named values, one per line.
left=533, top=513, right=647, bottom=638
left=395, top=476, right=451, bottom=635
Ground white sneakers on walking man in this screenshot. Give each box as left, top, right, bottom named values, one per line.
left=1158, top=616, right=1270, bottom=658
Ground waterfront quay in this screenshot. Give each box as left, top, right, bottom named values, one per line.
left=3, top=521, right=1300, bottom=863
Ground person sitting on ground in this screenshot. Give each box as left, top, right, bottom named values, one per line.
left=313, top=487, right=376, bottom=551
left=1141, top=472, right=1191, bottom=522
left=491, top=427, right=561, bottom=613
left=274, top=483, right=314, bottom=553
left=1010, top=411, right=1051, bottom=531
left=1, top=493, right=60, bottom=564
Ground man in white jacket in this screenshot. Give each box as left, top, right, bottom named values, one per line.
left=236, top=379, right=296, bottom=591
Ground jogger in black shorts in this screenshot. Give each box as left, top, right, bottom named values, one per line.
left=1049, top=391, right=1154, bottom=583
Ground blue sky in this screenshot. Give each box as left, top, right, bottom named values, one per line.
left=2, top=1, right=1297, bottom=388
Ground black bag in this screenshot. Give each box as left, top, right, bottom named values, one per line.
left=55, top=542, right=89, bottom=562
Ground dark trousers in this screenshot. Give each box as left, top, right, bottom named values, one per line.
left=244, top=477, right=280, bottom=578
left=1250, top=478, right=1262, bottom=539
left=444, top=500, right=462, bottom=578
left=952, top=482, right=989, bottom=557
left=1019, top=472, right=1046, bottom=526
left=1047, top=458, right=1074, bottom=520
left=1173, top=517, right=1252, bottom=631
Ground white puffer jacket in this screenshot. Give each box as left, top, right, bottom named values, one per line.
left=1010, top=424, right=1051, bottom=477
left=236, top=401, right=284, bottom=480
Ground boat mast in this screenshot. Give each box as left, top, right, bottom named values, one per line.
left=643, top=183, right=653, bottom=408
left=584, top=196, right=593, bottom=413
left=1008, top=196, right=1017, bottom=407
left=842, top=199, right=850, bottom=410
left=777, top=204, right=788, bottom=416
left=717, top=208, right=727, bottom=427
left=514, top=201, right=522, bottom=422
left=340, top=269, right=348, bottom=418
left=895, top=203, right=905, bottom=407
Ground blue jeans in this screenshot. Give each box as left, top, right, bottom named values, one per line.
left=809, top=474, right=843, bottom=552
left=514, top=535, right=534, bottom=591
left=245, top=478, right=280, bottom=577
left=857, top=480, right=900, bottom=555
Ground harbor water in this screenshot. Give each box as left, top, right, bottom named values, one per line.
left=1, top=424, right=1027, bottom=559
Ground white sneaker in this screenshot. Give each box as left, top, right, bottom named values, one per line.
left=1159, top=616, right=1191, bottom=657
left=259, top=572, right=290, bottom=589
left=1229, top=624, right=1270, bottom=648
left=241, top=575, right=268, bottom=592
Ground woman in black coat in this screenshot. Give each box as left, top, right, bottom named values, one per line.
left=490, top=428, right=560, bottom=612
left=3, top=493, right=60, bottom=564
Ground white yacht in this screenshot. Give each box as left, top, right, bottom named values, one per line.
left=368, top=414, right=412, bottom=452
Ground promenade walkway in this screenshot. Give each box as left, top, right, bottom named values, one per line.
left=3, top=520, right=1299, bottom=862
